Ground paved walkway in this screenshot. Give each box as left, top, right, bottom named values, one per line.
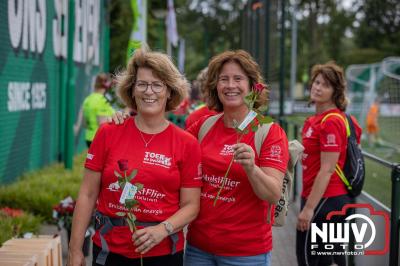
left=272, top=201, right=300, bottom=266
left=41, top=203, right=300, bottom=266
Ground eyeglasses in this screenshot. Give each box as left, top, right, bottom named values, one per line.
left=135, top=81, right=165, bottom=93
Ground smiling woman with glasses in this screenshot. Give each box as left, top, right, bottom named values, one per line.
left=68, top=46, right=202, bottom=266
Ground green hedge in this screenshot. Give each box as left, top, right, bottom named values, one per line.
left=0, top=211, right=42, bottom=246
left=0, top=152, right=86, bottom=222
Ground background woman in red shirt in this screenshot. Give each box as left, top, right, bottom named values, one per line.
left=296, top=62, right=362, bottom=266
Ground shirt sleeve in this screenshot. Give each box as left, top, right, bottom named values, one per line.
left=258, top=124, right=289, bottom=173
left=179, top=134, right=203, bottom=188
left=84, top=124, right=108, bottom=172
left=320, top=117, right=346, bottom=152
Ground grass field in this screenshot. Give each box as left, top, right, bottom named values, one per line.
left=283, top=113, right=399, bottom=208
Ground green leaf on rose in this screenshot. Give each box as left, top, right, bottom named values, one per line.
left=245, top=93, right=254, bottom=101
left=125, top=199, right=139, bottom=209
left=257, top=104, right=269, bottom=113
left=114, top=170, right=122, bottom=178
left=119, top=180, right=126, bottom=190
left=258, top=115, right=274, bottom=124
left=244, top=96, right=252, bottom=107
left=251, top=125, right=259, bottom=132
left=134, top=183, right=144, bottom=191
left=128, top=169, right=137, bottom=181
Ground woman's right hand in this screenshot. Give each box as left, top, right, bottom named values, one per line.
left=108, top=111, right=130, bottom=125
left=67, top=249, right=85, bottom=266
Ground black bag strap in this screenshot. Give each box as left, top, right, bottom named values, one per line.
left=94, top=211, right=179, bottom=265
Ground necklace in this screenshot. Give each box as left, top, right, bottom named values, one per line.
left=135, top=117, right=168, bottom=148
left=138, top=130, right=157, bottom=148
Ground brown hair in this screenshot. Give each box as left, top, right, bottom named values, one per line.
left=95, top=73, right=108, bottom=90
left=196, top=67, right=208, bottom=95
left=310, top=61, right=348, bottom=111
left=205, top=50, right=269, bottom=112
left=116, top=46, right=189, bottom=112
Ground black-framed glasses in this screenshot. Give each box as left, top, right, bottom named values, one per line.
left=135, top=81, right=165, bottom=93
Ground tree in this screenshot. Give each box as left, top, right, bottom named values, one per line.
left=146, top=0, right=245, bottom=80
left=110, top=0, right=133, bottom=73
left=354, top=0, right=400, bottom=55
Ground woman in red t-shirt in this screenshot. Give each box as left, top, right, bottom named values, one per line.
left=184, top=50, right=289, bottom=265
left=68, top=47, right=202, bottom=266
left=296, top=62, right=362, bottom=266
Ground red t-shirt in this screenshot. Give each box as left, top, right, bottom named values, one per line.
left=85, top=117, right=202, bottom=258
left=186, top=115, right=289, bottom=256
left=301, top=109, right=362, bottom=198
left=184, top=105, right=217, bottom=129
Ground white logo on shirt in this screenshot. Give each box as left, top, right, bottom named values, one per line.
left=271, top=145, right=281, bottom=157
left=143, top=152, right=172, bottom=168
left=87, top=153, right=94, bottom=160
left=107, top=181, right=120, bottom=192
left=136, top=187, right=166, bottom=202
left=202, top=174, right=240, bottom=190
left=325, top=134, right=338, bottom=147
left=305, top=127, right=313, bottom=138
left=220, top=144, right=234, bottom=156
left=302, top=153, right=308, bottom=161
left=266, top=145, right=283, bottom=162
left=195, top=163, right=203, bottom=180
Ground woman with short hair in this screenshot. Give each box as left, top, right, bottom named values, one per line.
left=68, top=47, right=202, bottom=266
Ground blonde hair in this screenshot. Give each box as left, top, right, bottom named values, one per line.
left=205, top=50, right=269, bottom=112
left=116, top=46, right=189, bottom=111
left=310, top=61, right=348, bottom=111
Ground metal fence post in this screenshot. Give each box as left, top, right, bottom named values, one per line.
left=390, top=164, right=400, bottom=266
left=293, top=124, right=299, bottom=201
left=279, top=0, right=286, bottom=118
left=64, top=0, right=75, bottom=169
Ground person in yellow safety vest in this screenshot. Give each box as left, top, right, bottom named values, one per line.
left=75, top=73, right=115, bottom=147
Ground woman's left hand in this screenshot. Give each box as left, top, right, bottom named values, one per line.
left=297, top=206, right=314, bottom=232
left=233, top=143, right=255, bottom=173
left=132, top=224, right=168, bottom=254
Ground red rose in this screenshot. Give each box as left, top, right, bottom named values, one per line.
left=66, top=205, right=75, bottom=213
left=253, top=83, right=265, bottom=93
left=118, top=159, right=129, bottom=171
